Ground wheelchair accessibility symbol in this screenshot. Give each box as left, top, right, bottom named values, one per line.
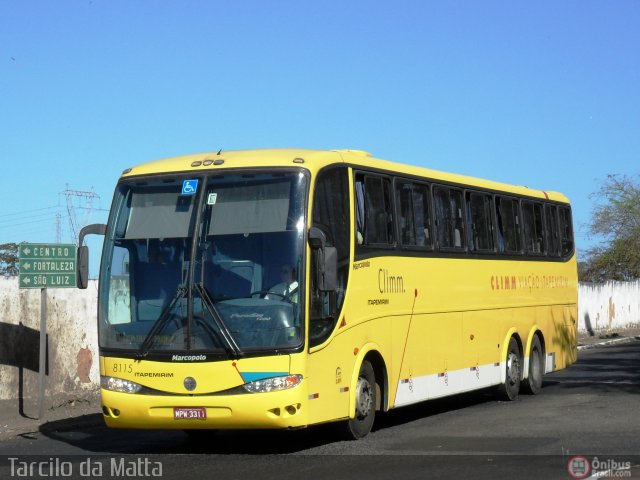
left=181, top=179, right=198, bottom=195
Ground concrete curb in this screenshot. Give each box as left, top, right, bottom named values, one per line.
left=577, top=335, right=640, bottom=351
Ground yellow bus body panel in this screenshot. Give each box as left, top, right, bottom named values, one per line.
left=304, top=252, right=577, bottom=419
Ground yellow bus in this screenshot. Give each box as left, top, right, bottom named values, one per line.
left=78, top=148, right=577, bottom=439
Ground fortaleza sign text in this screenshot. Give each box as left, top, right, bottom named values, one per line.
left=8, top=457, right=162, bottom=477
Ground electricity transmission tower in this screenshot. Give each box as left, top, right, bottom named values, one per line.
left=61, top=186, right=101, bottom=242
left=55, top=212, right=62, bottom=243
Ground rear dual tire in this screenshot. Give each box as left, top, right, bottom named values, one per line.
left=523, top=336, right=544, bottom=395
left=498, top=335, right=545, bottom=400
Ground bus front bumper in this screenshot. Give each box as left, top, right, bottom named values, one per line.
left=100, top=387, right=308, bottom=430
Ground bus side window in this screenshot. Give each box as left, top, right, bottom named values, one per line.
left=545, top=205, right=561, bottom=257
left=522, top=201, right=546, bottom=255
left=355, top=174, right=395, bottom=247
left=396, top=181, right=433, bottom=249
left=396, top=181, right=416, bottom=245
left=466, top=192, right=494, bottom=253
left=434, top=186, right=465, bottom=250
left=355, top=178, right=366, bottom=245
left=412, top=183, right=433, bottom=247
left=559, top=206, right=574, bottom=257
left=495, top=196, right=522, bottom=254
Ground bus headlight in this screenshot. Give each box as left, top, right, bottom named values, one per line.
left=101, top=376, right=143, bottom=394
left=243, top=374, right=302, bottom=393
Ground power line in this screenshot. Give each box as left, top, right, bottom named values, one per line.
left=0, top=205, right=59, bottom=219
left=0, top=210, right=63, bottom=227
left=2, top=222, right=57, bottom=233
left=1, top=187, right=107, bottom=245
left=0, top=217, right=58, bottom=228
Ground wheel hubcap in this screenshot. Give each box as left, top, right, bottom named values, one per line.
left=355, top=377, right=373, bottom=419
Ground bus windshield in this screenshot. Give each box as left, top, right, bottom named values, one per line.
left=98, top=171, right=307, bottom=357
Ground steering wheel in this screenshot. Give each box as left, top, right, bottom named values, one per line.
left=248, top=290, right=286, bottom=300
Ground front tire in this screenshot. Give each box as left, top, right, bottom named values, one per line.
left=344, top=361, right=376, bottom=439
left=498, top=337, right=521, bottom=401
left=523, top=336, right=544, bottom=395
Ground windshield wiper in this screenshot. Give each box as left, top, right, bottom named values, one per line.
left=194, top=282, right=242, bottom=357
left=136, top=285, right=187, bottom=359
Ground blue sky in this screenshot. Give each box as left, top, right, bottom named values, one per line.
left=1, top=1, right=639, bottom=275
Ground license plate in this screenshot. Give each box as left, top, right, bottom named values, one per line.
left=173, top=407, right=207, bottom=420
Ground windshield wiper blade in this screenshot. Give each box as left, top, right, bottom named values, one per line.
left=194, top=282, right=242, bottom=357
left=136, top=285, right=187, bottom=359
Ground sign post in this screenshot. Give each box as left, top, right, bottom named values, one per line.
left=19, top=243, right=78, bottom=419
left=38, top=288, right=46, bottom=419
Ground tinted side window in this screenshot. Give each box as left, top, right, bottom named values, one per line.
left=545, top=205, right=561, bottom=257
left=466, top=192, right=494, bottom=252
left=522, top=201, right=546, bottom=255
left=310, top=167, right=350, bottom=347
left=495, top=196, right=522, bottom=254
left=355, top=174, right=394, bottom=246
left=434, top=186, right=465, bottom=250
left=559, top=206, right=574, bottom=257
left=396, top=181, right=433, bottom=248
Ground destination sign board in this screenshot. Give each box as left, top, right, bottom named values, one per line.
left=19, top=243, right=77, bottom=289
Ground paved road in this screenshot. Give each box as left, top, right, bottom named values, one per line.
left=1, top=341, right=639, bottom=479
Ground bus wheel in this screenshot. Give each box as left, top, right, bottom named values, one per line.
left=498, top=337, right=521, bottom=401
left=523, top=336, right=543, bottom=395
left=344, top=360, right=376, bottom=439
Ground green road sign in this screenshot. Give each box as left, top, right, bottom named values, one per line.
left=19, top=243, right=76, bottom=259
left=19, top=243, right=77, bottom=289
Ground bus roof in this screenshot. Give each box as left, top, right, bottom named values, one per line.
left=121, top=148, right=570, bottom=204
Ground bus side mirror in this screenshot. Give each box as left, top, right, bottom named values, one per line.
left=77, top=246, right=89, bottom=289
left=308, top=227, right=337, bottom=292
left=77, top=223, right=107, bottom=290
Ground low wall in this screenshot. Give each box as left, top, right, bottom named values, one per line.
left=578, top=280, right=640, bottom=334
left=0, top=277, right=99, bottom=410
left=1, top=277, right=638, bottom=406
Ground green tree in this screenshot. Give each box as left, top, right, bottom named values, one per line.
left=0, top=243, right=19, bottom=276
left=580, top=174, right=640, bottom=281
